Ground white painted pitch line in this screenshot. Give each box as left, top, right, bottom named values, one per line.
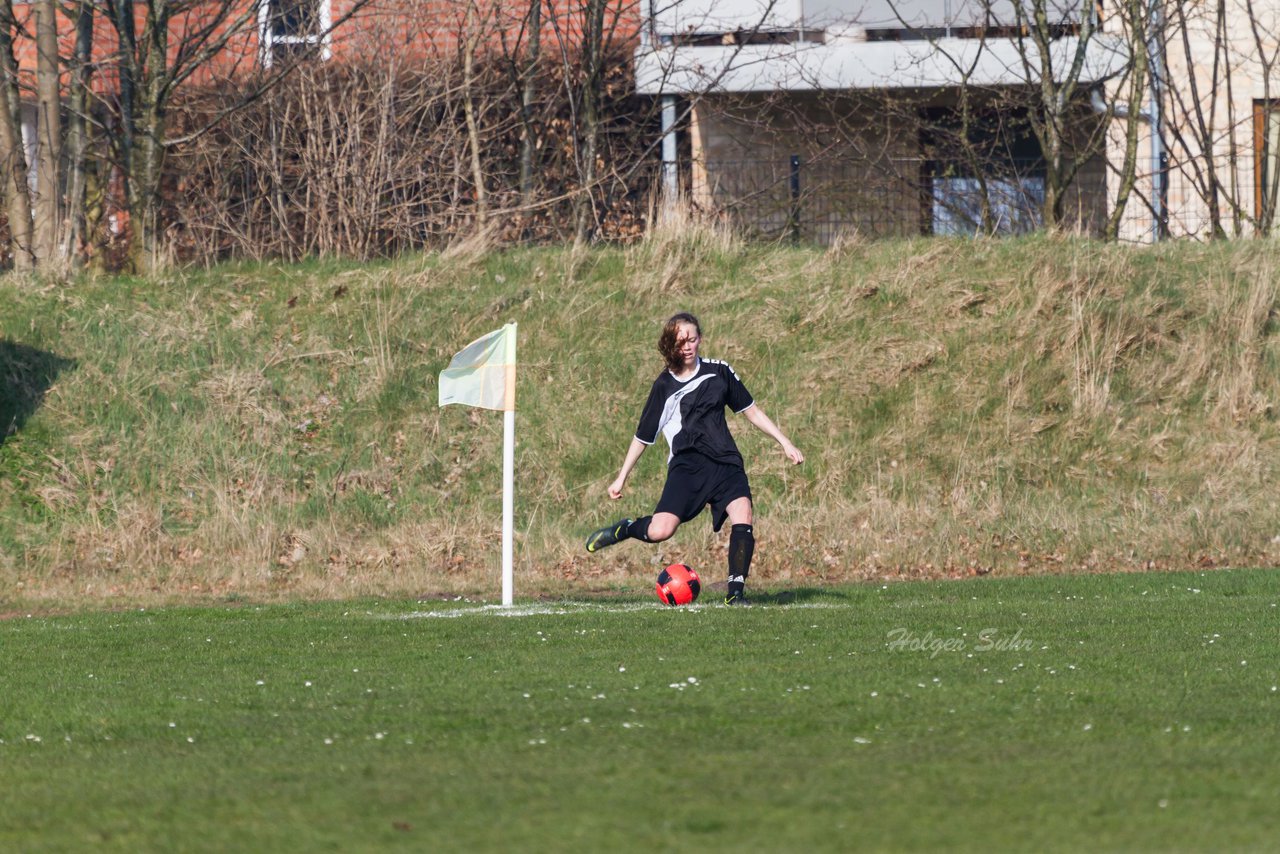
left=394, top=601, right=851, bottom=619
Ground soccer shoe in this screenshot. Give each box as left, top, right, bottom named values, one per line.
left=724, top=591, right=751, bottom=606
left=585, top=518, right=633, bottom=553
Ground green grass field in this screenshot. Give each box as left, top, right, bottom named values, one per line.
left=4, top=235, right=1280, bottom=847
left=4, top=568, right=1278, bottom=852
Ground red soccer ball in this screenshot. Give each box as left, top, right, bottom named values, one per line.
left=656, top=563, right=701, bottom=606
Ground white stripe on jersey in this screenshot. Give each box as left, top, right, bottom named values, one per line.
left=656, top=373, right=715, bottom=462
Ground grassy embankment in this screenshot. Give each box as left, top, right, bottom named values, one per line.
left=3, top=221, right=1280, bottom=606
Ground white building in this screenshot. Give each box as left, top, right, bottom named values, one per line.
left=635, top=0, right=1280, bottom=242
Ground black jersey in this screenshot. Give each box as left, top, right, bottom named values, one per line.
left=634, top=358, right=755, bottom=465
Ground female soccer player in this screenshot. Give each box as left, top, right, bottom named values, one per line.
left=585, top=312, right=804, bottom=605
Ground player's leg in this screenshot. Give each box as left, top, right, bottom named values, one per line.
left=586, top=458, right=698, bottom=553
left=585, top=517, right=634, bottom=552
left=636, top=512, right=680, bottom=541
left=585, top=511, right=682, bottom=551
left=724, top=496, right=754, bottom=605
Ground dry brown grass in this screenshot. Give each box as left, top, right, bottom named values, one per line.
left=625, top=200, right=743, bottom=297
left=6, top=238, right=1280, bottom=609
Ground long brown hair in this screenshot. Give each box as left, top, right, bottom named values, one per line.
left=658, top=312, right=701, bottom=372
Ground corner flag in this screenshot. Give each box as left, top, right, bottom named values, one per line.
left=439, top=322, right=518, bottom=605
left=438, top=323, right=516, bottom=411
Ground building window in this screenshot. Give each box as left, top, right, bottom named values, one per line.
left=920, top=105, right=1046, bottom=236
left=259, top=0, right=331, bottom=68
left=1254, top=100, right=1280, bottom=223
left=930, top=172, right=1045, bottom=236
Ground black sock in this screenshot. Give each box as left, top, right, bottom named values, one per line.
left=626, top=516, right=654, bottom=543
left=728, top=524, right=754, bottom=597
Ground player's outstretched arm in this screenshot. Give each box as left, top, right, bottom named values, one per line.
left=742, top=405, right=804, bottom=465
left=608, top=438, right=649, bottom=499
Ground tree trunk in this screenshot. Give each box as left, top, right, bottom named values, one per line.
left=1016, top=0, right=1100, bottom=232
left=1164, top=0, right=1229, bottom=240
left=0, top=2, right=33, bottom=269
left=1032, top=0, right=1066, bottom=230
left=1249, top=0, right=1280, bottom=236
left=519, top=0, right=542, bottom=206
left=1105, top=0, right=1149, bottom=241
left=132, top=96, right=168, bottom=272
left=463, top=0, right=487, bottom=226
left=62, top=1, right=95, bottom=263
left=33, top=0, right=61, bottom=266
left=112, top=0, right=138, bottom=270
left=128, top=3, right=171, bottom=272
left=574, top=0, right=606, bottom=242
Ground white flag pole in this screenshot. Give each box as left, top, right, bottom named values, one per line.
left=502, top=408, right=515, bottom=606
left=438, top=322, right=517, bottom=606
left=501, top=323, right=517, bottom=606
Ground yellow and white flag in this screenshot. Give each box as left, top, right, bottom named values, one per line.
left=438, top=323, right=516, bottom=411
left=438, top=322, right=519, bottom=605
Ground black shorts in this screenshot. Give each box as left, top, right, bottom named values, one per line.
left=654, top=452, right=752, bottom=533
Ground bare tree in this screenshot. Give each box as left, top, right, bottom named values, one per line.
left=463, top=0, right=492, bottom=226
left=1103, top=0, right=1151, bottom=241
left=1153, top=0, right=1280, bottom=239
left=547, top=0, right=636, bottom=241
left=0, top=1, right=33, bottom=269
left=102, top=0, right=261, bottom=271
left=102, top=0, right=761, bottom=261
left=98, top=0, right=378, bottom=272
left=1011, top=0, right=1107, bottom=230
left=902, top=15, right=1030, bottom=236
left=0, top=0, right=97, bottom=273
left=494, top=0, right=545, bottom=209
left=170, top=56, right=490, bottom=260
left=517, top=0, right=542, bottom=205
left=734, top=0, right=1112, bottom=240
left=33, top=0, right=60, bottom=264
left=1242, top=0, right=1280, bottom=235
left=62, top=1, right=97, bottom=263
left=1162, top=0, right=1233, bottom=238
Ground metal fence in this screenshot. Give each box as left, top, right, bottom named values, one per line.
left=697, top=155, right=1114, bottom=243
